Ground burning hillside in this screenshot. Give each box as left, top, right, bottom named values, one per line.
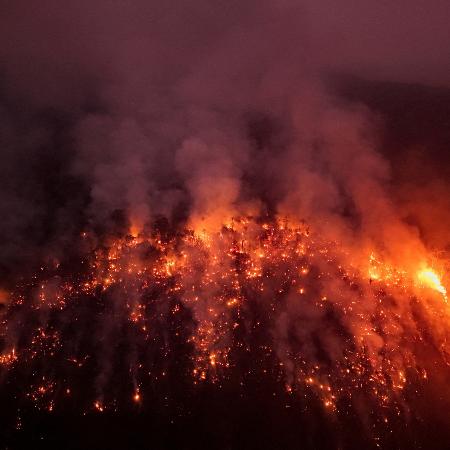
left=1, top=214, right=449, bottom=448
left=0, top=1, right=449, bottom=448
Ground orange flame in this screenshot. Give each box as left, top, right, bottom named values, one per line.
left=417, top=268, right=447, bottom=300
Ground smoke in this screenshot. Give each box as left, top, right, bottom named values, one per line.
left=0, top=1, right=449, bottom=444
left=305, top=0, right=450, bottom=87
left=0, top=0, right=448, bottom=263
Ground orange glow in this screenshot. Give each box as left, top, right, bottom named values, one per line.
left=418, top=268, right=447, bottom=299
left=1, top=214, right=449, bottom=417
left=94, top=401, right=104, bottom=412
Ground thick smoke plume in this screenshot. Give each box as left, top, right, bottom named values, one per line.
left=0, top=0, right=448, bottom=266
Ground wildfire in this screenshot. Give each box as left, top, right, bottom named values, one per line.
left=0, top=214, right=448, bottom=427
left=0, top=348, right=17, bottom=366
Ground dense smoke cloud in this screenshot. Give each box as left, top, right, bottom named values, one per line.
left=1, top=0, right=448, bottom=276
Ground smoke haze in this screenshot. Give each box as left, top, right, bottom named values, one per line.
left=0, top=0, right=448, bottom=275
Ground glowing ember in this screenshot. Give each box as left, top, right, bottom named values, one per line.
left=0, top=348, right=17, bottom=366
left=0, top=215, right=448, bottom=435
